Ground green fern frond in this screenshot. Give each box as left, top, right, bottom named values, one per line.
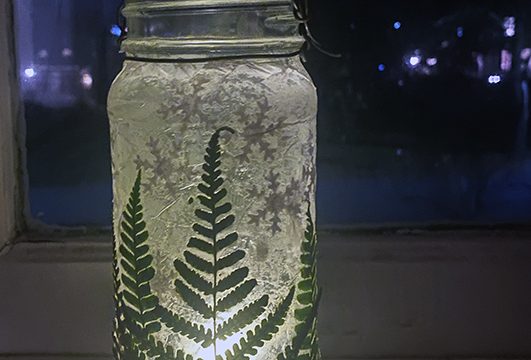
left=188, top=237, right=214, bottom=254
left=216, top=268, right=249, bottom=292
left=174, top=279, right=213, bottom=318
left=184, top=251, right=214, bottom=274
left=113, top=234, right=123, bottom=359
left=125, top=310, right=200, bottom=360
left=174, top=258, right=214, bottom=294
left=309, top=332, right=320, bottom=360
left=171, top=127, right=276, bottom=358
left=217, top=233, right=238, bottom=251
left=115, top=128, right=312, bottom=359
left=296, top=209, right=321, bottom=360
left=217, top=295, right=269, bottom=340
left=276, top=290, right=321, bottom=360
left=139, top=333, right=195, bottom=360
left=118, top=330, right=147, bottom=359
left=119, top=331, right=147, bottom=360
left=156, top=305, right=213, bottom=346
left=114, top=291, right=146, bottom=360
left=123, top=345, right=147, bottom=360
left=216, top=280, right=257, bottom=312
left=223, top=287, right=295, bottom=360
left=277, top=209, right=321, bottom=360
left=114, top=170, right=206, bottom=359
left=119, top=170, right=161, bottom=335
left=217, top=250, right=246, bottom=271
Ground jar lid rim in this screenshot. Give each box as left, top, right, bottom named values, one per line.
left=122, top=37, right=304, bottom=60
left=124, top=0, right=292, bottom=14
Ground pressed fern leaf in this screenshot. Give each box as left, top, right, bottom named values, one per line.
left=114, top=291, right=147, bottom=360
left=174, top=279, right=213, bottom=318
left=113, top=250, right=147, bottom=360
left=216, top=295, right=269, bottom=340
left=119, top=294, right=200, bottom=360
left=135, top=332, right=195, bottom=360
left=170, top=127, right=275, bottom=357
left=114, top=170, right=202, bottom=360
left=277, top=290, right=321, bottom=360
left=114, top=171, right=159, bottom=360
left=277, top=209, right=321, bottom=360
left=119, top=332, right=147, bottom=360
left=295, top=209, right=321, bottom=360
left=223, top=287, right=295, bottom=360
left=156, top=304, right=213, bottom=345
left=118, top=170, right=161, bottom=337
left=124, top=309, right=199, bottom=360
left=216, top=279, right=257, bottom=312
left=112, top=234, right=123, bottom=359
left=115, top=128, right=309, bottom=359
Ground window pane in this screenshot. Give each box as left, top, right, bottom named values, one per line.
left=14, top=0, right=531, bottom=228
left=15, top=0, right=123, bottom=227
left=308, top=0, right=531, bottom=225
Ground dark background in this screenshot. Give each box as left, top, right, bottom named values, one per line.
left=15, top=0, right=531, bottom=227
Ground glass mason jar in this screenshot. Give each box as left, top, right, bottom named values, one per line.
left=108, top=1, right=319, bottom=359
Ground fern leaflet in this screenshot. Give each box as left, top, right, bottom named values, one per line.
left=216, top=295, right=269, bottom=340
left=224, top=287, right=295, bottom=360
left=118, top=170, right=161, bottom=336
left=278, top=209, right=321, bottom=360
left=156, top=304, right=213, bottom=346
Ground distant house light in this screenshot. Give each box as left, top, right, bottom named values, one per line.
left=501, top=49, right=512, bottom=72
left=62, top=48, right=73, bottom=57
left=110, top=24, right=122, bottom=37
left=81, top=73, right=93, bottom=89
left=521, top=48, right=531, bottom=60
left=393, top=21, right=401, bottom=30
left=504, top=17, right=516, bottom=37
left=24, top=67, right=36, bottom=78
left=409, top=56, right=421, bottom=66
left=488, top=75, right=501, bottom=84
left=426, top=57, right=438, bottom=66
left=37, top=49, right=48, bottom=59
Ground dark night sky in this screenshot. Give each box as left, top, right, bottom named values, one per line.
left=304, top=0, right=531, bottom=154
left=18, top=0, right=531, bottom=226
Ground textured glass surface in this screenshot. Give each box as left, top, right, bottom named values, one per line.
left=109, top=57, right=318, bottom=358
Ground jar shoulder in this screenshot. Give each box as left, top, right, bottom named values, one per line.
left=107, top=57, right=317, bottom=131
left=109, top=57, right=316, bottom=99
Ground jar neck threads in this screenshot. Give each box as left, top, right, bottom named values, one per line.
left=121, top=0, right=304, bottom=60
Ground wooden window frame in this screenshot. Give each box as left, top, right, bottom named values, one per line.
left=0, top=0, right=110, bottom=258
left=0, top=0, right=24, bottom=253
left=1, top=2, right=531, bottom=360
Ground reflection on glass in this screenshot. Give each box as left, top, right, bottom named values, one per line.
left=306, top=1, right=531, bottom=225
left=13, top=0, right=531, bottom=227
left=14, top=0, right=123, bottom=227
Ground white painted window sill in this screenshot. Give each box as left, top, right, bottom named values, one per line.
left=1, top=230, right=531, bottom=359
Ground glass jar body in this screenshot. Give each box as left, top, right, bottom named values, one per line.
left=108, top=56, right=319, bottom=359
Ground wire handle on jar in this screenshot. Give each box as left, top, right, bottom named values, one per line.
left=292, top=0, right=341, bottom=59
left=115, top=0, right=338, bottom=60
left=117, top=3, right=128, bottom=46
